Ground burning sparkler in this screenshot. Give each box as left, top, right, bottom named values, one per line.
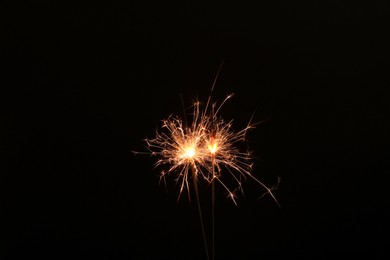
left=142, top=91, right=279, bottom=206
left=135, top=63, right=280, bottom=260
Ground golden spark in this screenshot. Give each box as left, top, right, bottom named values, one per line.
left=142, top=93, right=279, bottom=206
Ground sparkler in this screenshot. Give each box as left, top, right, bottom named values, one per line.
left=136, top=63, right=280, bottom=260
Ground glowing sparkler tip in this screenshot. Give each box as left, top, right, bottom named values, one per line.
left=184, top=146, right=195, bottom=158
left=208, top=142, right=218, bottom=154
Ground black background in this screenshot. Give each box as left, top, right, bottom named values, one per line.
left=1, top=1, right=389, bottom=259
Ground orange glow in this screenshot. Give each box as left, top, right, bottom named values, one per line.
left=184, top=146, right=195, bottom=158
left=142, top=93, right=279, bottom=206
left=208, top=141, right=218, bottom=154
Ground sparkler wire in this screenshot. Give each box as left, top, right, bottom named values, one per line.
left=191, top=163, right=210, bottom=260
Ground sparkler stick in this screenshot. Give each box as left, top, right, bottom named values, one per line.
left=208, top=61, right=223, bottom=260
left=211, top=157, right=216, bottom=260
left=191, top=163, right=210, bottom=260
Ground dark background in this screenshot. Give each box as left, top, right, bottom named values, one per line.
left=1, top=1, right=389, bottom=259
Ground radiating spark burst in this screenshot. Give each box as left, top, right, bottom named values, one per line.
left=143, top=93, right=280, bottom=206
